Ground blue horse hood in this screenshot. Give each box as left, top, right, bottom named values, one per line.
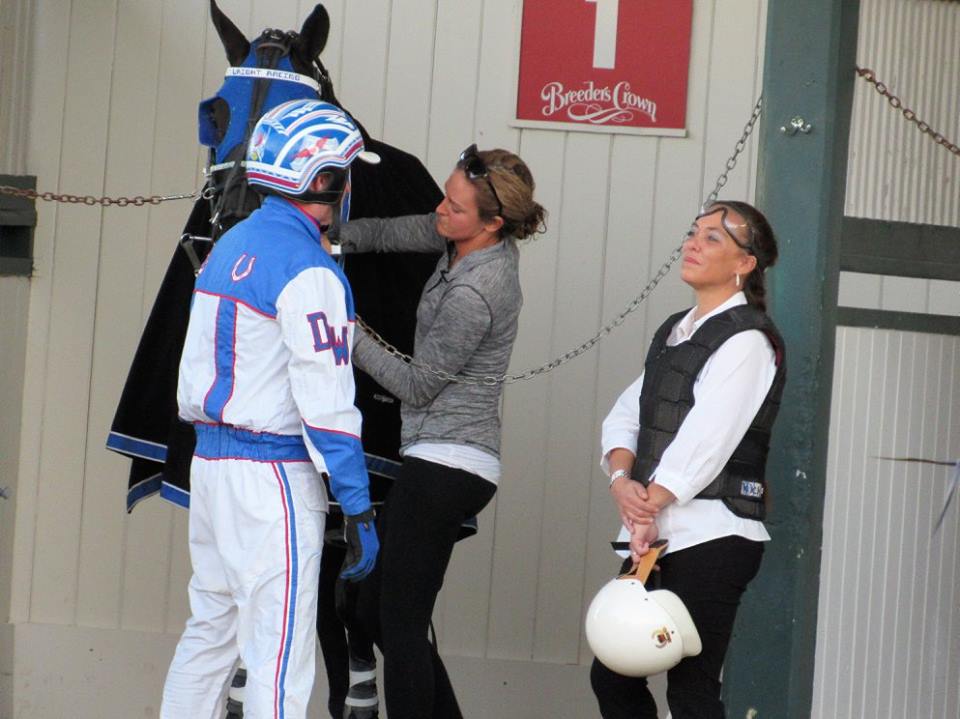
left=198, top=46, right=321, bottom=165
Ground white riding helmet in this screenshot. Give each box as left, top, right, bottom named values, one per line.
left=585, top=575, right=702, bottom=677
left=245, top=98, right=379, bottom=204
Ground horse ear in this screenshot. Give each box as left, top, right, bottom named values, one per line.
left=210, top=0, right=250, bottom=66
left=295, top=4, right=330, bottom=65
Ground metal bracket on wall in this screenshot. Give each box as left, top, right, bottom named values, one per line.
left=780, top=116, right=813, bottom=135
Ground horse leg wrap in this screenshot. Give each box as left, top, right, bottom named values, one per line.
left=343, top=657, right=379, bottom=719
left=225, top=665, right=246, bottom=718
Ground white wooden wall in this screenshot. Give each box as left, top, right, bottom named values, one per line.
left=814, top=328, right=960, bottom=719
left=7, top=0, right=769, bottom=715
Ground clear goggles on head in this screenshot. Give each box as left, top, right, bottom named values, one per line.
left=693, top=204, right=758, bottom=261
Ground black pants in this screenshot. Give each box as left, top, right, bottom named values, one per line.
left=590, top=536, right=764, bottom=719
left=357, top=457, right=497, bottom=719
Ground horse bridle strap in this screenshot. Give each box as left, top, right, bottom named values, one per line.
left=208, top=160, right=246, bottom=174
left=224, top=67, right=319, bottom=92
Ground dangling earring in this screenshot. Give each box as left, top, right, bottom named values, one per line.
left=735, top=273, right=741, bottom=287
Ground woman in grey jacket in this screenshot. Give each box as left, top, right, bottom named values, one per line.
left=334, top=144, right=545, bottom=719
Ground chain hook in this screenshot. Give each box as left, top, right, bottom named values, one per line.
left=780, top=116, right=813, bottom=136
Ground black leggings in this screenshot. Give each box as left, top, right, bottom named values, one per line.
left=590, top=536, right=764, bottom=719
left=357, top=456, right=497, bottom=719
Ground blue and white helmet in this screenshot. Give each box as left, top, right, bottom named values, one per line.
left=245, top=99, right=379, bottom=204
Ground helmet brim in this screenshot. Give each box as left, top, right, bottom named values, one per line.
left=648, top=589, right=703, bottom=658
left=356, top=150, right=381, bottom=165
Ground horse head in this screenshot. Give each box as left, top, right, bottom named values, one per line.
left=197, top=1, right=341, bottom=240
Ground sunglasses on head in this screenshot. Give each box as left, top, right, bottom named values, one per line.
left=458, top=144, right=503, bottom=218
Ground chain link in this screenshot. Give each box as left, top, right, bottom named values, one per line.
left=357, top=96, right=764, bottom=386
left=856, top=66, right=960, bottom=157
left=0, top=184, right=206, bottom=207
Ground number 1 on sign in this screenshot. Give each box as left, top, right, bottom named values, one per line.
left=586, top=0, right=619, bottom=69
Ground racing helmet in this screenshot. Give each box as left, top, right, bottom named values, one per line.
left=585, top=575, right=702, bottom=677
left=245, top=98, right=379, bottom=205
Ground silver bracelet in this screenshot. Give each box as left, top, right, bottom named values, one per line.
left=608, top=468, right=631, bottom=488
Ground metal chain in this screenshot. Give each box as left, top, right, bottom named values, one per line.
left=357, top=96, right=764, bottom=386
left=0, top=184, right=211, bottom=207
left=856, top=66, right=960, bottom=157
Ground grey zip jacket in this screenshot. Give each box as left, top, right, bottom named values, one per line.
left=337, top=213, right=521, bottom=458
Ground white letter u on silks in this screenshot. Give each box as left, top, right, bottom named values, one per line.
left=231, top=254, right=256, bottom=282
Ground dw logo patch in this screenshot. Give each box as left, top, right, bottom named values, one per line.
left=306, top=311, right=350, bottom=366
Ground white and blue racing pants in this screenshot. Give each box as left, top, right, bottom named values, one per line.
left=161, top=427, right=327, bottom=719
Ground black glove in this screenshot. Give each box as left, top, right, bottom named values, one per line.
left=340, top=508, right=379, bottom=582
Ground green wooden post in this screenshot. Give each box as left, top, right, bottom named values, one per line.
left=721, top=1, right=860, bottom=716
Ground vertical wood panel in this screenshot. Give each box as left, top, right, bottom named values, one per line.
left=425, top=0, right=484, bottom=180
left=641, top=0, right=715, bottom=335
left=580, top=132, right=660, bottom=664
left=487, top=130, right=565, bottom=660
left=316, top=0, right=347, bottom=93
left=30, top=0, right=117, bottom=625
left=9, top=0, right=72, bottom=626
left=532, top=132, right=611, bottom=663
left=815, top=327, right=960, bottom=719
left=700, top=0, right=761, bottom=204
left=338, top=0, right=392, bottom=138
left=76, top=0, right=164, bottom=630
left=0, top=278, right=30, bottom=625
left=473, top=0, right=523, bottom=150
left=381, top=0, right=437, bottom=158
left=0, top=0, right=31, bottom=174
left=250, top=0, right=297, bottom=36
left=118, top=0, right=209, bottom=633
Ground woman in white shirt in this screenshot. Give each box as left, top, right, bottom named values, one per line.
left=591, top=200, right=785, bottom=719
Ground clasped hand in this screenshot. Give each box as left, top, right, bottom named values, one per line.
left=610, top=476, right=659, bottom=528
left=610, top=478, right=662, bottom=561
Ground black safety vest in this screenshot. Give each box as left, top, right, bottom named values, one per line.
left=631, top=304, right=786, bottom=520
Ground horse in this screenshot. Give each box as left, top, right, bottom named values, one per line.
left=107, top=0, right=443, bottom=512
left=106, top=2, right=450, bottom=716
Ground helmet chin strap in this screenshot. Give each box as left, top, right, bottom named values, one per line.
left=325, top=196, right=344, bottom=239
left=315, top=170, right=352, bottom=241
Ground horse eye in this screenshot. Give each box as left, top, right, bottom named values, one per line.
left=208, top=98, right=231, bottom=143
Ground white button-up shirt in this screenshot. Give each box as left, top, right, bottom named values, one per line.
left=601, top=292, right=775, bottom=555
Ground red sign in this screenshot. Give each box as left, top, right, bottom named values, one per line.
left=515, top=0, right=693, bottom=135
